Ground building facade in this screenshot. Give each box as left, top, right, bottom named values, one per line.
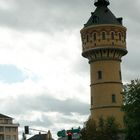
left=80, top=0, right=127, bottom=128
left=0, top=114, right=19, bottom=140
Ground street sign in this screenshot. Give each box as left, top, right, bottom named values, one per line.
left=57, top=127, right=81, bottom=139
left=57, top=130, right=66, bottom=137
left=71, top=128, right=80, bottom=134
left=72, top=133, right=80, bottom=139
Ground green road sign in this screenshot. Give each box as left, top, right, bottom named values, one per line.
left=57, top=127, right=81, bottom=138
left=71, top=128, right=80, bottom=133
left=57, top=130, right=66, bottom=137
left=67, top=128, right=81, bottom=134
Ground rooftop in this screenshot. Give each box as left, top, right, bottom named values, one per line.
left=84, top=0, right=123, bottom=27
left=0, top=114, right=12, bottom=119
left=28, top=134, right=53, bottom=140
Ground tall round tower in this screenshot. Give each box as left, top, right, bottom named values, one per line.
left=80, top=0, right=127, bottom=128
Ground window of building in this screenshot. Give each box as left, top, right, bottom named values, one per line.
left=12, top=128, right=16, bottom=132
left=102, top=32, right=106, bottom=40
left=119, top=32, right=121, bottom=41
left=112, top=42, right=114, bottom=46
left=5, top=127, right=11, bottom=133
left=6, top=135, right=11, bottom=140
left=4, top=120, right=8, bottom=124
left=11, top=135, right=16, bottom=140
left=86, top=34, right=89, bottom=42
left=98, top=71, right=102, bottom=79
left=119, top=71, right=122, bottom=80
left=0, top=127, right=4, bottom=132
left=0, top=135, right=4, bottom=140
left=91, top=96, right=93, bottom=105
left=112, top=94, right=116, bottom=103
left=93, top=33, right=96, bottom=41
left=81, top=35, right=84, bottom=44
left=111, top=32, right=115, bottom=40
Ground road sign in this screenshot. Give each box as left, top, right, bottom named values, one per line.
left=72, top=133, right=80, bottom=139
left=57, top=130, right=66, bottom=137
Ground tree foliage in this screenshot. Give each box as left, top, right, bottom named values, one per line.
left=81, top=116, right=119, bottom=140
left=122, top=80, right=140, bottom=140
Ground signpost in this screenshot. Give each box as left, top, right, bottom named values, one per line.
left=57, top=127, right=81, bottom=140
left=57, top=130, right=66, bottom=137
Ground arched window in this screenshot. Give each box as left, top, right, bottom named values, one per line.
left=102, top=32, right=106, bottom=40
left=86, top=34, right=89, bottom=42
left=93, top=33, right=96, bottom=41
left=111, top=32, right=115, bottom=40
left=118, top=32, right=121, bottom=41
left=81, top=35, right=84, bottom=44
left=121, top=34, right=123, bottom=42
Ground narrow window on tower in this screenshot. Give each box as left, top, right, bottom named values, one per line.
left=119, top=71, right=122, bottom=80
left=98, top=71, right=102, bottom=79
left=91, top=96, right=93, bottom=105
left=112, top=94, right=116, bottom=103
left=102, top=32, right=106, bottom=40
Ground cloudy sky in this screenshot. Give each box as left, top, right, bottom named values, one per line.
left=0, top=0, right=140, bottom=139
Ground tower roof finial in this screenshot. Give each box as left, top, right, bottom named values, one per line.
left=94, top=0, right=110, bottom=7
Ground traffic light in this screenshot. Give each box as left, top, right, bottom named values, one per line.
left=24, top=126, right=29, bottom=134
left=67, top=132, right=72, bottom=140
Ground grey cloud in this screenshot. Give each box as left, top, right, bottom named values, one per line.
left=19, top=114, right=53, bottom=128
left=1, top=94, right=89, bottom=116
left=0, top=0, right=91, bottom=32
left=0, top=94, right=89, bottom=131
left=0, top=0, right=140, bottom=33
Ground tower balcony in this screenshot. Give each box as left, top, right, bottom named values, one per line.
left=80, top=24, right=127, bottom=61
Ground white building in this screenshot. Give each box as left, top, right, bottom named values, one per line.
left=0, top=114, right=19, bottom=140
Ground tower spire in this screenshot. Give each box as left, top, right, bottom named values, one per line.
left=94, top=0, right=110, bottom=7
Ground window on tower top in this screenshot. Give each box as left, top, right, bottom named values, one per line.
left=86, top=34, right=89, bottom=42
left=119, top=33, right=121, bottom=41
left=93, top=33, right=97, bottom=41
left=111, top=32, right=115, bottom=40
left=102, top=32, right=106, bottom=40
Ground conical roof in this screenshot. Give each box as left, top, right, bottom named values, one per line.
left=84, top=0, right=122, bottom=27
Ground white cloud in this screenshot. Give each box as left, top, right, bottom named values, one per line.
left=0, top=0, right=15, bottom=10
left=0, top=0, right=140, bottom=139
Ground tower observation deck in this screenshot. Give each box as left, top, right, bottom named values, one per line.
left=80, top=0, right=127, bottom=128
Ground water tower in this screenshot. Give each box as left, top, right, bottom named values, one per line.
left=80, top=0, right=127, bottom=127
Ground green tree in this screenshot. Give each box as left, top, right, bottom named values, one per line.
left=122, top=80, right=140, bottom=140
left=80, top=118, right=97, bottom=140
left=81, top=116, right=119, bottom=140
left=104, top=117, right=119, bottom=140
